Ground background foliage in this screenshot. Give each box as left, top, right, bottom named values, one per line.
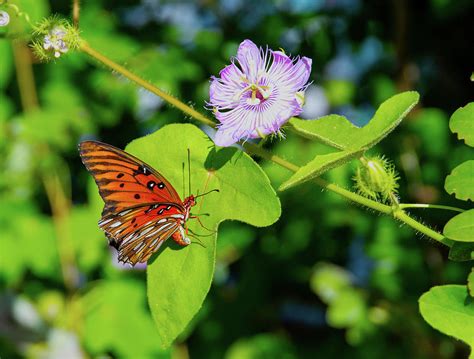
left=1, top=0, right=473, bottom=358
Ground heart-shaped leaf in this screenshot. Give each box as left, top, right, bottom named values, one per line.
left=450, top=102, right=474, bottom=147
left=419, top=285, right=474, bottom=352
left=445, top=160, right=474, bottom=202
left=444, top=210, right=474, bottom=242
left=126, top=124, right=281, bottom=348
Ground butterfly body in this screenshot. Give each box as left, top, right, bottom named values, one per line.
left=79, top=140, right=197, bottom=265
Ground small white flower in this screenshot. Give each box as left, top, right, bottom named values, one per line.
left=43, top=26, right=69, bottom=58
left=0, top=10, right=10, bottom=27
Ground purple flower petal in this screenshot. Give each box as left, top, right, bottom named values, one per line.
left=236, top=39, right=265, bottom=83
left=208, top=39, right=312, bottom=147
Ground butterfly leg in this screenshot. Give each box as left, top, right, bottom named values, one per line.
left=189, top=215, right=216, bottom=233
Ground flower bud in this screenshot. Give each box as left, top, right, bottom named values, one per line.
left=354, top=156, right=399, bottom=202
left=31, top=16, right=80, bottom=61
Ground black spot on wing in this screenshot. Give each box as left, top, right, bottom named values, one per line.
left=134, top=165, right=151, bottom=176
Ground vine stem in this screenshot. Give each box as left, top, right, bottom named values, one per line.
left=399, top=203, right=464, bottom=213
left=72, top=0, right=80, bottom=27
left=78, top=41, right=450, bottom=247
left=79, top=42, right=215, bottom=127
left=12, top=41, right=38, bottom=111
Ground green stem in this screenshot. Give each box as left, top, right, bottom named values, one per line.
left=399, top=203, right=464, bottom=213
left=73, top=0, right=80, bottom=27
left=78, top=42, right=450, bottom=246
left=394, top=210, right=453, bottom=247
left=12, top=41, right=38, bottom=112
left=79, top=42, right=215, bottom=127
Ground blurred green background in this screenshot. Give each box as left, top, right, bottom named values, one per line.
left=1, top=0, right=473, bottom=358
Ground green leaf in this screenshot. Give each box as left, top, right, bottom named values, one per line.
left=409, top=108, right=449, bottom=159
left=327, top=289, right=366, bottom=329
left=445, top=160, right=474, bottom=201
left=444, top=210, right=474, bottom=242
left=450, top=103, right=474, bottom=147
left=278, top=148, right=363, bottom=191
left=310, top=262, right=352, bottom=304
left=280, top=92, right=419, bottom=191
left=226, top=334, right=297, bottom=359
left=70, top=206, right=106, bottom=273
left=289, top=91, right=419, bottom=150
left=419, top=285, right=474, bottom=350
left=125, top=124, right=280, bottom=348
left=449, top=242, right=474, bottom=262
left=289, top=115, right=357, bottom=150
left=82, top=279, right=171, bottom=358
left=468, top=269, right=474, bottom=298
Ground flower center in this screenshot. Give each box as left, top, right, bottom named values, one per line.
left=234, top=78, right=271, bottom=106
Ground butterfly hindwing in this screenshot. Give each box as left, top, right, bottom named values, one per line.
left=99, top=203, right=185, bottom=264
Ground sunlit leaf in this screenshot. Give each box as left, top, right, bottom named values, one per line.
left=290, top=91, right=419, bottom=150
left=444, top=210, right=474, bottom=242
left=281, top=92, right=419, bottom=190
left=450, top=103, right=474, bottom=147
left=445, top=160, right=474, bottom=201
left=419, top=285, right=474, bottom=351
left=279, top=148, right=363, bottom=191
left=125, top=124, right=281, bottom=348
left=82, top=279, right=171, bottom=358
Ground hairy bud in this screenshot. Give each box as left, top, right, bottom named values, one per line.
left=354, top=156, right=399, bottom=202
left=31, top=16, right=80, bottom=61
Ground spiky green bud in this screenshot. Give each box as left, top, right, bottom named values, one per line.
left=31, top=16, right=80, bottom=61
left=354, top=156, right=399, bottom=202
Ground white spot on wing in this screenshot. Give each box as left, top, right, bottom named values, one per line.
left=110, top=221, right=122, bottom=228
left=140, top=227, right=154, bottom=236
left=99, top=218, right=113, bottom=226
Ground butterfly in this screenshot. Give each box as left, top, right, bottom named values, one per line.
left=79, top=140, right=215, bottom=266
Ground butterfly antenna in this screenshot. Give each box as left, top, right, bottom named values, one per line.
left=194, top=189, right=220, bottom=199
left=182, top=162, right=186, bottom=198
left=187, top=148, right=191, bottom=196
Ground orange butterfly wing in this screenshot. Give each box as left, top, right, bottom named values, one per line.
left=79, top=140, right=185, bottom=265
left=79, top=140, right=183, bottom=213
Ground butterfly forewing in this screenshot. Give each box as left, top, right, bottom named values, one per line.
left=79, top=141, right=183, bottom=214
left=79, top=140, right=188, bottom=265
